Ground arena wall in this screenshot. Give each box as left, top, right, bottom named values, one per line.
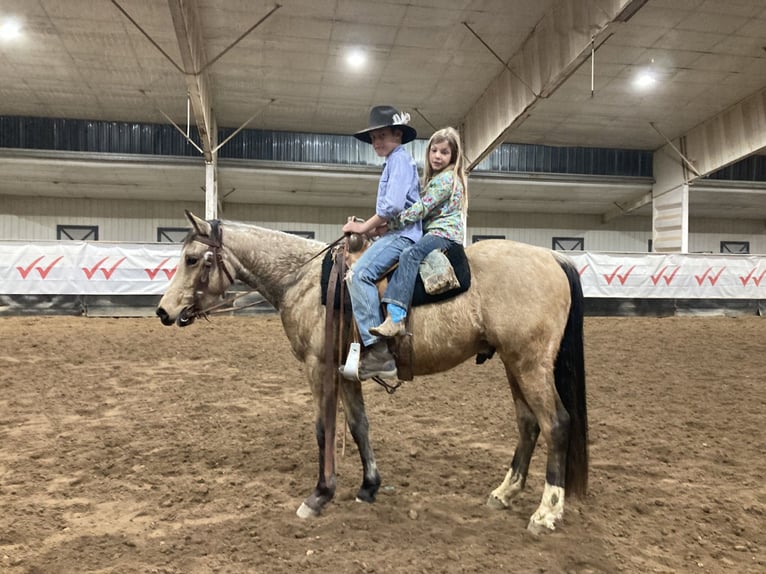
left=2, top=194, right=765, bottom=254
left=1, top=199, right=764, bottom=317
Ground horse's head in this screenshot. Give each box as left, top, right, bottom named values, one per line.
left=156, top=211, right=236, bottom=327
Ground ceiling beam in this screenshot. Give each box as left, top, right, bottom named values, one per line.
left=167, top=0, right=216, bottom=162
left=682, top=87, right=766, bottom=178
left=601, top=191, right=653, bottom=223
left=460, top=0, right=636, bottom=171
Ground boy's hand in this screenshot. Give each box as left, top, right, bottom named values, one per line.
left=342, top=214, right=387, bottom=235
left=342, top=219, right=366, bottom=234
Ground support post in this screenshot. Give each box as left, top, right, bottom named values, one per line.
left=205, top=155, right=218, bottom=220
left=652, top=144, right=690, bottom=253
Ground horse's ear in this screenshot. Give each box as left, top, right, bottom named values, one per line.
left=185, top=210, right=211, bottom=237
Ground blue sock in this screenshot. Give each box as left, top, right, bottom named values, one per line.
left=387, top=303, right=407, bottom=323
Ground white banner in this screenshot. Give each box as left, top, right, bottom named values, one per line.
left=567, top=252, right=766, bottom=299
left=0, top=241, right=181, bottom=295
left=1, top=241, right=764, bottom=298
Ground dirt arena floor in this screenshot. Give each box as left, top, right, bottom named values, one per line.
left=0, top=314, right=764, bottom=573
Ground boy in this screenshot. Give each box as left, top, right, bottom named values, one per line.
left=341, top=105, right=422, bottom=380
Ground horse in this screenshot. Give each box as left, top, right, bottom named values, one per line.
left=156, top=211, right=588, bottom=533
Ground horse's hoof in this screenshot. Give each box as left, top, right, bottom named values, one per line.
left=526, top=514, right=558, bottom=534
left=486, top=494, right=508, bottom=510
left=296, top=502, right=320, bottom=519
left=355, top=488, right=377, bottom=504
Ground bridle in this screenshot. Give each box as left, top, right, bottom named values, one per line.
left=191, top=219, right=235, bottom=288
left=183, top=219, right=239, bottom=321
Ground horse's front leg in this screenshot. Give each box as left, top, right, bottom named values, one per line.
left=296, top=416, right=337, bottom=518
left=296, top=361, right=337, bottom=518
left=338, top=378, right=381, bottom=503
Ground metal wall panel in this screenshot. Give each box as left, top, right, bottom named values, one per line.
left=5, top=115, right=766, bottom=181
left=707, top=154, right=766, bottom=181
left=2, top=116, right=653, bottom=177
left=0, top=116, right=201, bottom=156
left=473, top=144, right=653, bottom=177
left=3, top=195, right=763, bottom=253
left=0, top=196, right=197, bottom=241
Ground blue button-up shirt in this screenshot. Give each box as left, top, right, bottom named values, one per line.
left=376, top=145, right=422, bottom=243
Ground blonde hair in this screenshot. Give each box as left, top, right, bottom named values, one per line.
left=423, top=127, right=468, bottom=217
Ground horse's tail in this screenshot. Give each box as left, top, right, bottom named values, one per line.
left=554, top=255, right=589, bottom=498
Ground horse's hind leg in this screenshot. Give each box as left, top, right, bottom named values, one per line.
left=514, top=363, right=571, bottom=533
left=338, top=379, right=381, bottom=503
left=487, top=372, right=540, bottom=510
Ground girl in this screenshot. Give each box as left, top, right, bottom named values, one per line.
left=370, top=126, right=468, bottom=337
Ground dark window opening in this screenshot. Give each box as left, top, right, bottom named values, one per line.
left=720, top=241, right=749, bottom=254
left=157, top=227, right=191, bottom=242
left=472, top=234, right=505, bottom=243
left=552, top=237, right=584, bottom=251
left=57, top=225, right=98, bottom=240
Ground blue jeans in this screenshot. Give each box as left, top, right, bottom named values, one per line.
left=382, top=234, right=455, bottom=311
left=347, top=233, right=414, bottom=346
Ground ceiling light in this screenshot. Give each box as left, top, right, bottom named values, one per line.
left=345, top=48, right=366, bottom=70
left=633, top=70, right=656, bottom=90
left=0, top=17, right=22, bottom=40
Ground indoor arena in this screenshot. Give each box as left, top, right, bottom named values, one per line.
left=1, top=1, right=764, bottom=573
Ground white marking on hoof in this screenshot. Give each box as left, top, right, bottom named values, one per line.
left=486, top=493, right=508, bottom=510
left=527, top=483, right=564, bottom=534
left=527, top=512, right=558, bottom=534
left=296, top=502, right=319, bottom=519
left=488, top=469, right=524, bottom=510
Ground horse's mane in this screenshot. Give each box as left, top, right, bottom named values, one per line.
left=220, top=220, right=330, bottom=296
left=224, top=220, right=327, bottom=250
left=182, top=219, right=327, bottom=252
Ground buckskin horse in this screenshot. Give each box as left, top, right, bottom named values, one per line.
left=156, top=211, right=588, bottom=533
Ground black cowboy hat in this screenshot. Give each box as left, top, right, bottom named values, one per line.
left=354, top=105, right=417, bottom=144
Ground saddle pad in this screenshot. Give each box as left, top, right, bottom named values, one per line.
left=321, top=241, right=471, bottom=309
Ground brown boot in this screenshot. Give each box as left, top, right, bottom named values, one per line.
left=358, top=341, right=397, bottom=380
left=369, top=316, right=405, bottom=338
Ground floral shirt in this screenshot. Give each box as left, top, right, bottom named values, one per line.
left=390, top=169, right=464, bottom=243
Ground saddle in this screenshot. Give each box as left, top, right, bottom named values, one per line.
left=320, top=237, right=471, bottom=310
left=320, top=235, right=471, bottom=383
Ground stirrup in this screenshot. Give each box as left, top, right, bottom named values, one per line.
left=339, top=342, right=362, bottom=381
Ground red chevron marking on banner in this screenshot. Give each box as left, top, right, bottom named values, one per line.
left=99, top=257, right=126, bottom=279
left=36, top=256, right=64, bottom=278
left=17, top=256, right=46, bottom=279
left=146, top=258, right=170, bottom=280
left=694, top=267, right=725, bottom=286
left=604, top=265, right=636, bottom=285
left=739, top=268, right=766, bottom=287
left=650, top=266, right=680, bottom=286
